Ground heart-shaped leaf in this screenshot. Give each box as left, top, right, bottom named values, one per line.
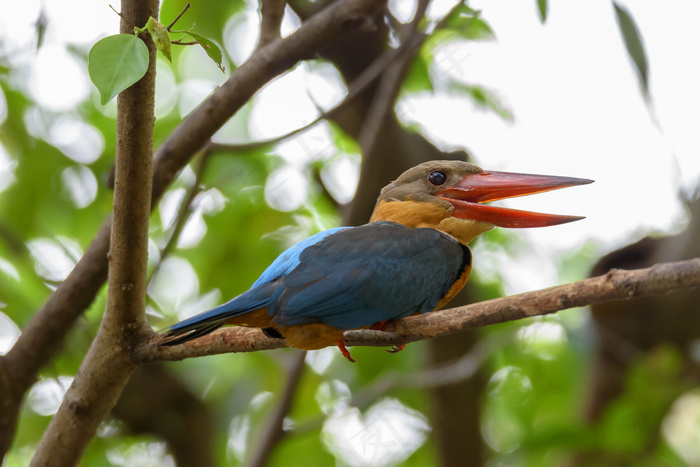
left=88, top=34, right=149, bottom=105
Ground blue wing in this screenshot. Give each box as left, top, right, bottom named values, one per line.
left=267, top=222, right=470, bottom=329
left=158, top=227, right=351, bottom=343
left=159, top=222, right=470, bottom=343
left=252, top=227, right=349, bottom=286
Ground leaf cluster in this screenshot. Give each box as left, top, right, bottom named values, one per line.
left=88, top=5, right=224, bottom=105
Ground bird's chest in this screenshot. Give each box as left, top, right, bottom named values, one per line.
left=434, top=241, right=472, bottom=310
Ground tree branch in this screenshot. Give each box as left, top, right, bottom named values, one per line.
left=30, top=1, right=158, bottom=464
left=203, top=38, right=416, bottom=158
left=135, top=258, right=700, bottom=362
left=148, top=151, right=210, bottom=284
left=0, top=0, right=386, bottom=457
left=257, top=0, right=287, bottom=49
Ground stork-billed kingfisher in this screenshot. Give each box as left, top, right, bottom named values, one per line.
left=159, top=160, right=592, bottom=361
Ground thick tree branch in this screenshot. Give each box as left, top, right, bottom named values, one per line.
left=0, top=0, right=386, bottom=458
left=30, top=1, right=158, bottom=464
left=347, top=8, right=428, bottom=225
left=111, top=154, right=215, bottom=467
left=135, top=258, right=700, bottom=362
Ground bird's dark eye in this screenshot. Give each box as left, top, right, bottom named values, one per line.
left=427, top=170, right=447, bottom=186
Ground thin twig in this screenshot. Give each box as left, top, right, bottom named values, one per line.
left=204, top=37, right=426, bottom=158
left=109, top=4, right=136, bottom=29
left=357, top=0, right=428, bottom=154
left=135, top=257, right=700, bottom=362
left=148, top=151, right=211, bottom=284
left=166, top=2, right=191, bottom=30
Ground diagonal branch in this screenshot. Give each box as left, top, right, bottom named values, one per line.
left=351, top=258, right=700, bottom=347
left=135, top=257, right=700, bottom=362
left=148, top=151, right=210, bottom=284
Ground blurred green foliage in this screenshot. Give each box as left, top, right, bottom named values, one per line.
left=0, top=1, right=692, bottom=466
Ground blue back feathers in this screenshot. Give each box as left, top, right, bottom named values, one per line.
left=160, top=222, right=470, bottom=340
left=252, top=227, right=349, bottom=286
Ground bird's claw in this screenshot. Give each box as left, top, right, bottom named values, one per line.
left=386, top=344, right=406, bottom=354
left=336, top=339, right=356, bottom=363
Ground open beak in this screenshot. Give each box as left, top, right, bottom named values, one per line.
left=437, top=170, right=593, bottom=228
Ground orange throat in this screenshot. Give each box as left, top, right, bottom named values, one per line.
left=369, top=200, right=494, bottom=244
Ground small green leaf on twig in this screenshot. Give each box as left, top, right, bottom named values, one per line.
left=183, top=31, right=225, bottom=72
left=442, top=5, right=494, bottom=41
left=451, top=82, right=513, bottom=120
left=403, top=51, right=434, bottom=94
left=88, top=34, right=149, bottom=105
left=145, top=16, right=172, bottom=62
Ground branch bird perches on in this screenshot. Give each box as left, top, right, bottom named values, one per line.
left=138, top=256, right=700, bottom=363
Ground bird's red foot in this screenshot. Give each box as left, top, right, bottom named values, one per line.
left=370, top=321, right=405, bottom=354
left=336, top=339, right=356, bottom=363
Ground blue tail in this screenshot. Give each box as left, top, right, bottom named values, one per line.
left=158, top=285, right=273, bottom=346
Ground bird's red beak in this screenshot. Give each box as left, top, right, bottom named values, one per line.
left=437, top=170, right=593, bottom=228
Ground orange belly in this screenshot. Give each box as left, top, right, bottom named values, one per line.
left=435, top=262, right=472, bottom=310
left=279, top=323, right=347, bottom=350
left=224, top=310, right=349, bottom=350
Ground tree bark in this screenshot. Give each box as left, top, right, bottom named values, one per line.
left=30, top=1, right=159, bottom=464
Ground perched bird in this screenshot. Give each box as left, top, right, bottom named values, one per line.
left=159, top=160, right=591, bottom=361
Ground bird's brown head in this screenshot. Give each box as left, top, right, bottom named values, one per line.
left=370, top=160, right=593, bottom=244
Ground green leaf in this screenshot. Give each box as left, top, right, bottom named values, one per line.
left=442, top=5, right=494, bottom=41
left=403, top=51, right=434, bottom=94
left=450, top=82, right=513, bottom=120
left=613, top=2, right=649, bottom=98
left=183, top=31, right=225, bottom=72
left=537, top=0, right=548, bottom=23
left=88, top=34, right=149, bottom=105
left=146, top=17, right=172, bottom=62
